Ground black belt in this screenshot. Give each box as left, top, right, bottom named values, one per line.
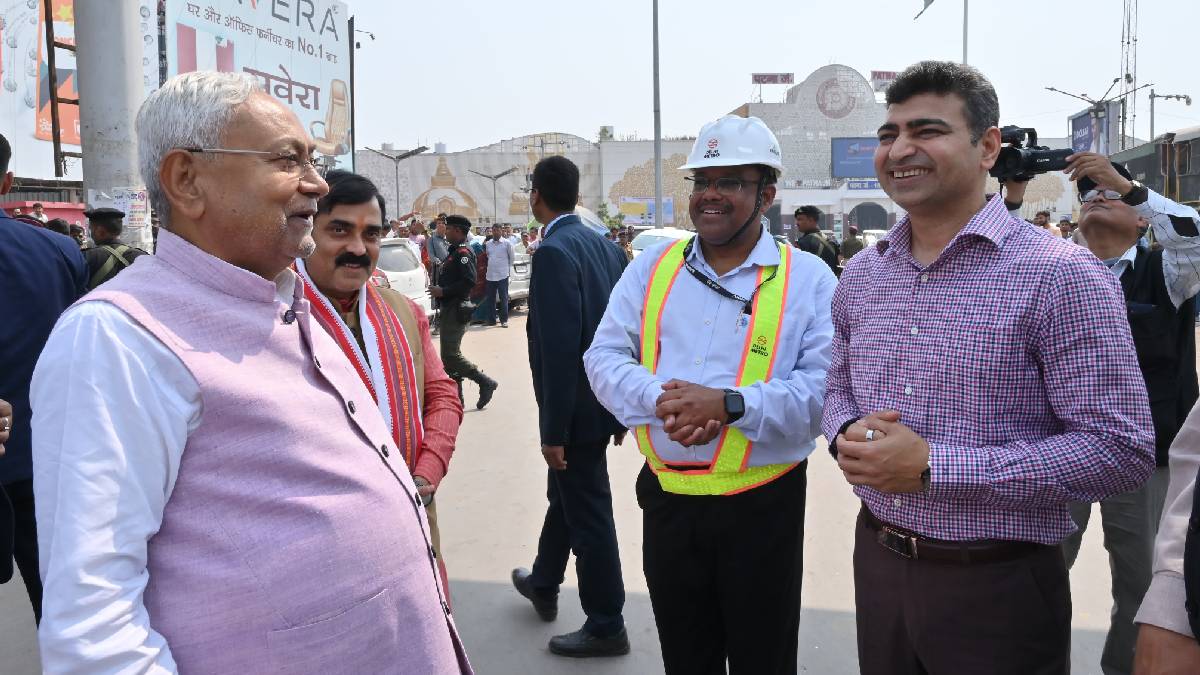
left=860, top=505, right=1047, bottom=565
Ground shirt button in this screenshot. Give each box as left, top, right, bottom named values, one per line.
left=313, top=356, right=321, bottom=369
left=414, top=492, right=423, bottom=508
left=381, top=443, right=390, bottom=457
left=694, top=358, right=701, bottom=365
left=904, top=386, right=913, bottom=395
left=910, top=326, right=919, bottom=336
left=347, top=401, right=357, bottom=414
left=704, top=319, right=712, bottom=326
left=893, top=497, right=902, bottom=507
left=441, top=601, right=451, bottom=616
left=920, top=274, right=930, bottom=283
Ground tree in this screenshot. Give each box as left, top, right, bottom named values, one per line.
left=595, top=202, right=625, bottom=230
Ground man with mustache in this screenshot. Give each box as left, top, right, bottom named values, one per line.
left=585, top=116, right=835, bottom=673
left=294, top=170, right=465, bottom=596
left=824, top=61, right=1154, bottom=674
left=31, top=72, right=470, bottom=672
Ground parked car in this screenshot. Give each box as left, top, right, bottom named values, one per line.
left=509, top=244, right=531, bottom=307
left=860, top=229, right=889, bottom=248
left=630, top=227, right=693, bottom=258
left=375, top=239, right=432, bottom=315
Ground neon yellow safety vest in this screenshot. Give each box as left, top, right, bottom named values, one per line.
left=633, top=237, right=797, bottom=496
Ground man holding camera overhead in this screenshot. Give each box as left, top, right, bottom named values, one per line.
left=1008, top=153, right=1200, bottom=675
left=824, top=61, right=1155, bottom=674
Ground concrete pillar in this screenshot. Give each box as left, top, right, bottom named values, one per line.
left=75, top=0, right=152, bottom=250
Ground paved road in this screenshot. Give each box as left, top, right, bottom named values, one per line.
left=0, top=310, right=1114, bottom=673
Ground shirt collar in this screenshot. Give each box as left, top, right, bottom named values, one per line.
left=686, top=225, right=781, bottom=277
left=1109, top=244, right=1139, bottom=276
left=543, top=213, right=572, bottom=237
left=877, top=193, right=1013, bottom=257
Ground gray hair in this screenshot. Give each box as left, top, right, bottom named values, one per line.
left=136, top=70, right=261, bottom=227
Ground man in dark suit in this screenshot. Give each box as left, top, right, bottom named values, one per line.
left=0, top=132, right=88, bottom=623
left=512, top=155, right=631, bottom=657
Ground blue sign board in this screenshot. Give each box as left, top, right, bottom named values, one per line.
left=831, top=137, right=879, bottom=178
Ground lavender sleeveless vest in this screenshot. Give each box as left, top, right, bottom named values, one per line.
left=86, top=230, right=471, bottom=674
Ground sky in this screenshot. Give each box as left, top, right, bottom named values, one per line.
left=351, top=0, right=1200, bottom=153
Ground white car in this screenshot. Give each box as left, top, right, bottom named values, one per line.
left=375, top=240, right=432, bottom=316
left=630, top=227, right=694, bottom=258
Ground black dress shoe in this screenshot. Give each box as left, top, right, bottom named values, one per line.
left=511, top=567, right=557, bottom=621
left=476, top=378, right=498, bottom=410
left=548, top=627, right=631, bottom=658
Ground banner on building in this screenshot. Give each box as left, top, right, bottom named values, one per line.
left=870, top=70, right=899, bottom=93
left=1069, top=101, right=1121, bottom=155
left=619, top=196, right=674, bottom=225
left=164, top=0, right=353, bottom=169
left=831, top=137, right=879, bottom=178
left=751, top=73, right=794, bottom=85
left=0, top=0, right=158, bottom=180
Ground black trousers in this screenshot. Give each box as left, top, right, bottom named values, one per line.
left=528, top=439, right=625, bottom=637
left=636, top=461, right=807, bottom=675
left=854, top=509, right=1070, bottom=675
left=3, top=479, right=42, bottom=623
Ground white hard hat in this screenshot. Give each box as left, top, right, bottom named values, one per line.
left=679, top=115, right=784, bottom=175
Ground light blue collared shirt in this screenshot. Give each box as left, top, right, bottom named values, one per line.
left=584, top=226, right=836, bottom=467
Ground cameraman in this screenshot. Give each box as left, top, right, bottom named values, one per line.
left=1007, top=152, right=1200, bottom=675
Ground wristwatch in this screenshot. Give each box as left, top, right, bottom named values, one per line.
left=723, top=389, right=745, bottom=424
left=1121, top=180, right=1149, bottom=206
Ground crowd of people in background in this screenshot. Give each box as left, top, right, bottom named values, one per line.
left=4, top=59, right=1200, bottom=675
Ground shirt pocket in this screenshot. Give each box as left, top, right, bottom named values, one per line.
left=267, top=586, right=399, bottom=674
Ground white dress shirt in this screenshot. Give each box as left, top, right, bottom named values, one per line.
left=583, top=226, right=836, bottom=467
left=484, top=237, right=514, bottom=282
left=31, top=272, right=296, bottom=674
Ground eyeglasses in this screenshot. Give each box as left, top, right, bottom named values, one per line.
left=1080, top=188, right=1124, bottom=203
left=685, top=176, right=755, bottom=195
left=182, top=147, right=319, bottom=176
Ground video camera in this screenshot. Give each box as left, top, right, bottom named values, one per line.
left=989, top=126, right=1073, bottom=182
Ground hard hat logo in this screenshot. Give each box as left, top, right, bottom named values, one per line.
left=707, top=138, right=719, bottom=150
left=703, top=147, right=721, bottom=159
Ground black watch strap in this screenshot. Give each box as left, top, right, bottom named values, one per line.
left=829, top=417, right=860, bottom=459
left=1121, top=182, right=1149, bottom=206
left=723, top=388, right=745, bottom=424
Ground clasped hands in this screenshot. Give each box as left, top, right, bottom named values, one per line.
left=836, top=410, right=930, bottom=494
left=655, top=380, right=728, bottom=447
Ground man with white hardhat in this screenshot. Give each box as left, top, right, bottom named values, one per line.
left=584, top=115, right=836, bottom=673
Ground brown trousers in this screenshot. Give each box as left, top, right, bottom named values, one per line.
left=854, top=511, right=1071, bottom=675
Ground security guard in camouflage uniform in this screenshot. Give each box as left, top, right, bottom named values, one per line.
left=430, top=214, right=498, bottom=409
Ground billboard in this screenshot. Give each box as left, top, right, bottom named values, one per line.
left=164, top=0, right=353, bottom=169
left=1070, top=101, right=1122, bottom=155
left=831, top=137, right=879, bottom=178
left=619, top=196, right=674, bottom=225
left=870, top=70, right=898, bottom=93
left=0, top=0, right=159, bottom=180
left=751, top=73, right=794, bottom=85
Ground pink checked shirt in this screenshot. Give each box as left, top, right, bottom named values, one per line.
left=823, top=194, right=1155, bottom=545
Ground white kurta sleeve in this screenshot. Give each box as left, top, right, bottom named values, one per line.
left=32, top=302, right=200, bottom=675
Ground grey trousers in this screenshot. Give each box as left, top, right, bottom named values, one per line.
left=1061, top=466, right=1170, bottom=675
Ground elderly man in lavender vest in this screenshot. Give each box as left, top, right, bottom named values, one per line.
left=29, top=71, right=471, bottom=674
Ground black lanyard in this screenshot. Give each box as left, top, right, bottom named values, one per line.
left=680, top=237, right=778, bottom=315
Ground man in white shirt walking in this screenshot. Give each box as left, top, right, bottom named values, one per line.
left=583, top=116, right=835, bottom=674
left=483, top=223, right=515, bottom=327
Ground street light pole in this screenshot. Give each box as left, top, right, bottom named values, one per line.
left=365, top=145, right=429, bottom=215
left=652, top=0, right=663, bottom=229
left=1148, top=89, right=1192, bottom=143
left=469, top=167, right=519, bottom=227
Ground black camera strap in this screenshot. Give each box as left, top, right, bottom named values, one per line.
left=680, top=235, right=778, bottom=315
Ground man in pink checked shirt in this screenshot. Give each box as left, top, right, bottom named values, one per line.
left=823, top=60, right=1156, bottom=675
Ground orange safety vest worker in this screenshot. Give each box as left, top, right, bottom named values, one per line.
left=633, top=236, right=796, bottom=496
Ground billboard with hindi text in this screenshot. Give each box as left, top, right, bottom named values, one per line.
left=164, top=0, right=353, bottom=169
